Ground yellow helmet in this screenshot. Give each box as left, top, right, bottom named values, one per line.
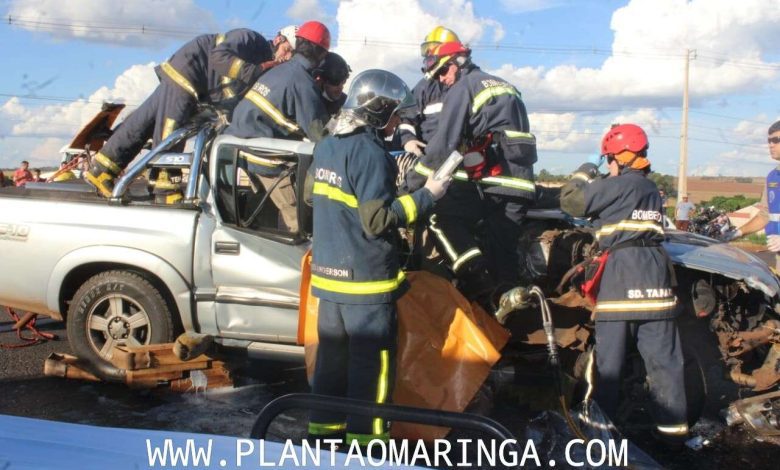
left=420, top=26, right=460, bottom=56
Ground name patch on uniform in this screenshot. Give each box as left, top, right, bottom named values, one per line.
left=627, top=288, right=673, bottom=299
left=481, top=79, right=507, bottom=88
left=252, top=82, right=270, bottom=96
left=630, top=209, right=663, bottom=222
left=314, top=167, right=343, bottom=187
left=311, top=263, right=352, bottom=279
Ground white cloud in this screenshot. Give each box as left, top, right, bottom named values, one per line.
left=287, top=0, right=329, bottom=22
left=334, top=0, right=504, bottom=86
left=6, top=0, right=217, bottom=47
left=490, top=0, right=780, bottom=109
left=0, top=63, right=158, bottom=167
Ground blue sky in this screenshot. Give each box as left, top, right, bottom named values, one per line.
left=1, top=0, right=778, bottom=177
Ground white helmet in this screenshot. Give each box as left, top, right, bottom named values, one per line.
left=279, top=25, right=298, bottom=49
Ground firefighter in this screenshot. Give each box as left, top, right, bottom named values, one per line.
left=225, top=20, right=331, bottom=141
left=306, top=70, right=451, bottom=445
left=86, top=28, right=282, bottom=200
left=405, top=41, right=537, bottom=301
left=560, top=124, right=688, bottom=445
left=398, top=26, right=461, bottom=157
left=313, top=52, right=351, bottom=117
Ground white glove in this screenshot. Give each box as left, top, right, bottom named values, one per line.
left=423, top=173, right=452, bottom=201
left=768, top=235, right=780, bottom=253
left=722, top=229, right=741, bottom=242
left=403, top=139, right=427, bottom=157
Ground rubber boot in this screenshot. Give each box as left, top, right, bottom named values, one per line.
left=85, top=152, right=120, bottom=197
left=151, top=169, right=184, bottom=204
left=173, top=332, right=214, bottom=361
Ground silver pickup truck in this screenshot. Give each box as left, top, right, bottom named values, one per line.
left=0, top=120, right=316, bottom=376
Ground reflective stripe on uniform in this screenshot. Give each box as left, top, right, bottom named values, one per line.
left=94, top=152, right=121, bottom=175
left=312, top=182, right=358, bottom=208
left=160, top=62, right=198, bottom=98
left=480, top=174, right=536, bottom=192
left=373, top=349, right=390, bottom=436
left=215, top=33, right=225, bottom=45
left=308, top=422, right=346, bottom=435
left=422, top=102, right=443, bottom=115
left=596, top=220, right=664, bottom=239
left=453, top=247, right=482, bottom=272
left=596, top=298, right=677, bottom=312
left=428, top=214, right=458, bottom=260
left=162, top=118, right=177, bottom=140
left=503, top=129, right=535, bottom=143
left=311, top=271, right=406, bottom=295
left=397, top=194, right=417, bottom=224
left=228, top=58, right=244, bottom=79
left=239, top=150, right=285, bottom=168
left=472, top=85, right=521, bottom=114
left=221, top=76, right=235, bottom=99
left=413, top=162, right=469, bottom=181
left=397, top=123, right=416, bottom=134
left=245, top=89, right=301, bottom=133
left=656, top=424, right=689, bottom=436
left=770, top=213, right=780, bottom=222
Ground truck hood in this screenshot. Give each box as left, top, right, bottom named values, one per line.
left=663, top=230, right=780, bottom=298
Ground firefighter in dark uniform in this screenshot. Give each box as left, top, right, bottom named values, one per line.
left=405, top=41, right=537, bottom=300
left=306, top=70, right=451, bottom=445
left=86, top=28, right=278, bottom=200
left=313, top=52, right=351, bottom=117
left=397, top=26, right=461, bottom=158
left=225, top=21, right=331, bottom=142
left=560, top=123, right=689, bottom=444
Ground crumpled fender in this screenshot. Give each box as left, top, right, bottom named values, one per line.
left=663, top=231, right=780, bottom=298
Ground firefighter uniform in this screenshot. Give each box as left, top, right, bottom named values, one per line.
left=560, top=163, right=688, bottom=439
left=308, top=128, right=435, bottom=444
left=95, top=29, right=273, bottom=172
left=398, top=77, right=447, bottom=146
left=225, top=54, right=329, bottom=141
left=765, top=168, right=780, bottom=270
left=406, top=65, right=537, bottom=291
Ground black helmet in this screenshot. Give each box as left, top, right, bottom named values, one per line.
left=318, top=52, right=351, bottom=85
left=342, top=69, right=413, bottom=129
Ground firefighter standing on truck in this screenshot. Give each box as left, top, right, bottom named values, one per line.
left=559, top=123, right=689, bottom=445
left=405, top=41, right=537, bottom=303
left=306, top=70, right=451, bottom=445
left=86, top=27, right=296, bottom=200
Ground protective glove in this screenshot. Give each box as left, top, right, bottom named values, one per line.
left=423, top=173, right=452, bottom=201
left=767, top=234, right=780, bottom=253
left=575, top=162, right=600, bottom=180
left=587, top=154, right=605, bottom=169
left=403, top=139, right=427, bottom=157
left=721, top=229, right=742, bottom=242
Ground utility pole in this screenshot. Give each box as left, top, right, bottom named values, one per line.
left=677, top=49, right=695, bottom=198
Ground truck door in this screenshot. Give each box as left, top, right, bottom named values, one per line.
left=205, top=141, right=312, bottom=343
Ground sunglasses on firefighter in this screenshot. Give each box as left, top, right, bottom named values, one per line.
left=769, top=136, right=780, bottom=145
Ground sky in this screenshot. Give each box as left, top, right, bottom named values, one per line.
left=0, top=0, right=778, bottom=177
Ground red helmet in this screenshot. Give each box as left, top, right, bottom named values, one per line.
left=601, top=123, right=648, bottom=156
left=296, top=21, right=331, bottom=50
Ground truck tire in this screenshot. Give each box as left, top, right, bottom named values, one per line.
left=67, top=270, right=175, bottom=368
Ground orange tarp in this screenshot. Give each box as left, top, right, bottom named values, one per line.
left=298, top=252, right=510, bottom=441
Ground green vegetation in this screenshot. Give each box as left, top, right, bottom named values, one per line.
left=698, top=195, right=760, bottom=212
left=648, top=173, right=676, bottom=197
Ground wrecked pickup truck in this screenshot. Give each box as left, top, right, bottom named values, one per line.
left=0, top=113, right=779, bottom=434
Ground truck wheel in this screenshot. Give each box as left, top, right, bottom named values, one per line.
left=67, top=270, right=175, bottom=367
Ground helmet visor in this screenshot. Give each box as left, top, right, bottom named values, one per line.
left=420, top=40, right=440, bottom=57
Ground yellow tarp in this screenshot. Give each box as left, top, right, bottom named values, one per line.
left=298, top=252, right=510, bottom=441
